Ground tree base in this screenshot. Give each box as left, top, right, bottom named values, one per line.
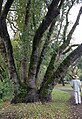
left=40, top=93, right=52, bottom=103
left=25, top=88, right=39, bottom=103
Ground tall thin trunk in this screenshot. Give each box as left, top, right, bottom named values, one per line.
left=0, top=20, right=20, bottom=95
left=20, top=0, right=31, bottom=84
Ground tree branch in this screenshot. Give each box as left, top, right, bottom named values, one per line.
left=1, top=0, right=14, bottom=19
left=24, top=0, right=31, bottom=26
left=62, top=44, right=79, bottom=54
left=67, top=6, right=82, bottom=41
left=62, top=0, right=76, bottom=42
left=0, top=0, right=3, bottom=15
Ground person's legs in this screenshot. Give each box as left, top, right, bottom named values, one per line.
left=78, top=91, right=81, bottom=104
left=74, top=91, right=78, bottom=104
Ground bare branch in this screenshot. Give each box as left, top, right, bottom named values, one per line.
left=62, top=44, right=79, bottom=54
left=58, top=0, right=65, bottom=9
left=67, top=6, right=82, bottom=41
left=62, top=0, right=76, bottom=42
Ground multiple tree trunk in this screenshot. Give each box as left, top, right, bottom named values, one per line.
left=0, top=0, right=82, bottom=103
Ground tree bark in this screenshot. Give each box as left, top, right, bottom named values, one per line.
left=21, top=59, right=28, bottom=83
left=0, top=37, right=8, bottom=66
left=20, top=0, right=31, bottom=84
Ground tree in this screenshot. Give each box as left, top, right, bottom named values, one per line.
left=0, top=0, right=82, bottom=103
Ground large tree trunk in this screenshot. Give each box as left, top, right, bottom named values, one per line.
left=39, top=44, right=82, bottom=102
left=26, top=0, right=62, bottom=103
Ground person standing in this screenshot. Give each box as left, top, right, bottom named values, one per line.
left=71, top=75, right=81, bottom=105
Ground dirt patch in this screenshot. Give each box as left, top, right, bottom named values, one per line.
left=0, top=104, right=18, bottom=119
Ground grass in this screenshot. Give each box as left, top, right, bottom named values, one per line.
left=0, top=89, right=71, bottom=119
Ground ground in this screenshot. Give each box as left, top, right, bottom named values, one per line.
left=70, top=96, right=82, bottom=119
left=0, top=85, right=82, bottom=119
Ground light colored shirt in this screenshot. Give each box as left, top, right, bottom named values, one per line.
left=71, top=79, right=81, bottom=92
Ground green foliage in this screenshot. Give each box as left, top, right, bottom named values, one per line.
left=0, top=79, right=13, bottom=101
left=11, top=40, right=21, bottom=72
left=31, top=0, right=47, bottom=29
left=16, top=84, right=27, bottom=102
left=13, top=0, right=27, bottom=32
